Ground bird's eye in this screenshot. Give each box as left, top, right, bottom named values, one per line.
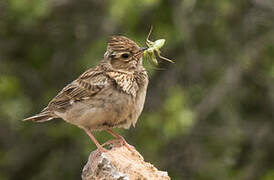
left=121, top=53, right=129, bottom=59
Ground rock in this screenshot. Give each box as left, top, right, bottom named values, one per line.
left=82, top=140, right=170, bottom=180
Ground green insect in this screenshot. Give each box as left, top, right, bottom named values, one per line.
left=143, top=27, right=174, bottom=65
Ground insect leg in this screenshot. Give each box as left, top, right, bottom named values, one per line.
left=156, top=49, right=174, bottom=63
left=150, top=51, right=158, bottom=65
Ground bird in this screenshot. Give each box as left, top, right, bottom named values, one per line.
left=24, top=36, right=149, bottom=153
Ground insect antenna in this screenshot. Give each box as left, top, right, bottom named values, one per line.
left=146, top=26, right=154, bottom=44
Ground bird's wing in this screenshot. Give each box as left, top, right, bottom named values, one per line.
left=47, top=68, right=108, bottom=113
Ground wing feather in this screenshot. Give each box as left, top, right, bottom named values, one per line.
left=47, top=68, right=107, bottom=113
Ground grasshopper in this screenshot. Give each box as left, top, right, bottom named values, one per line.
left=143, top=27, right=174, bottom=65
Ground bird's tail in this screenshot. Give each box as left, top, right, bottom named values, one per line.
left=23, top=109, right=55, bottom=122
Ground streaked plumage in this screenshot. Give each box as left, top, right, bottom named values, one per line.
left=24, top=36, right=148, bottom=152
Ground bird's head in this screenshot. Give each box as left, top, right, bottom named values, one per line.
left=104, top=36, right=147, bottom=71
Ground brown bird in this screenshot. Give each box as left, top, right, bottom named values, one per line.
left=24, top=36, right=148, bottom=153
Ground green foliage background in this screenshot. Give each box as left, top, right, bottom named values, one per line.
left=1, top=0, right=274, bottom=179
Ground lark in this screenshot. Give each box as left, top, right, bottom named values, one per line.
left=24, top=36, right=148, bottom=153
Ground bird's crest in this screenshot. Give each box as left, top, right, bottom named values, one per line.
left=107, top=36, right=140, bottom=53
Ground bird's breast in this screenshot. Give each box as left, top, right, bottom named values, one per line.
left=57, top=86, right=137, bottom=130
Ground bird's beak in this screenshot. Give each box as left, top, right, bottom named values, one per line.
left=139, top=47, right=148, bottom=52
left=136, top=47, right=147, bottom=59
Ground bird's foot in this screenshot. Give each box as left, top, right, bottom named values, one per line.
left=102, top=139, right=120, bottom=147
left=105, top=129, right=136, bottom=151
left=97, top=146, right=108, bottom=154
left=120, top=138, right=136, bottom=151
left=102, top=138, right=135, bottom=152
left=119, top=137, right=143, bottom=159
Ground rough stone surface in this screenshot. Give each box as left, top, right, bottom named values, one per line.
left=82, top=140, right=170, bottom=180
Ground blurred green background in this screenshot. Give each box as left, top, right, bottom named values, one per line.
left=1, top=0, right=274, bottom=179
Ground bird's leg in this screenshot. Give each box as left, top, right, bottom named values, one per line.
left=106, top=128, right=136, bottom=151
left=82, top=127, right=107, bottom=153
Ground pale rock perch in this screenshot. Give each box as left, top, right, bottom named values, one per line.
left=82, top=140, right=170, bottom=180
